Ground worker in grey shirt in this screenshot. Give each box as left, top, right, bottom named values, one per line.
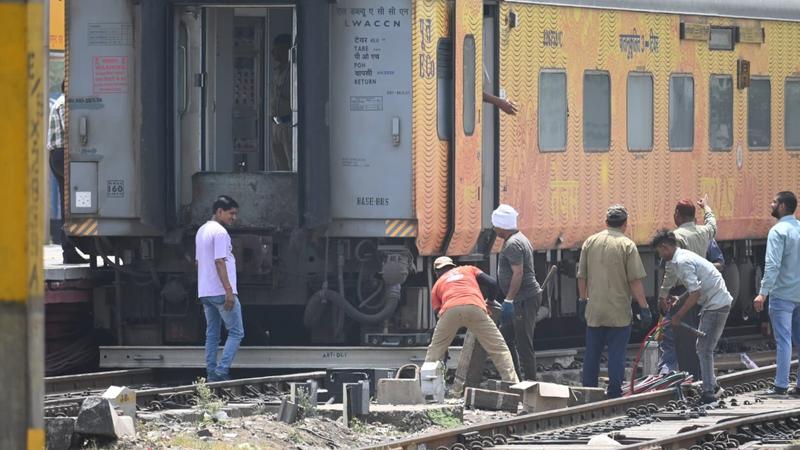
left=493, top=204, right=541, bottom=380
left=653, top=229, right=732, bottom=404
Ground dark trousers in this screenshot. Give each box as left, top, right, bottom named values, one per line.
left=501, top=292, right=540, bottom=380
left=582, top=325, right=631, bottom=398
left=48, top=148, right=79, bottom=258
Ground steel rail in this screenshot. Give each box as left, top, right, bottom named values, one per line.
left=45, top=369, right=154, bottom=395
left=44, top=370, right=326, bottom=416
left=620, top=407, right=800, bottom=450
left=364, top=362, right=795, bottom=450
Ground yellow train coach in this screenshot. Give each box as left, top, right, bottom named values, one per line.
left=413, top=0, right=800, bottom=256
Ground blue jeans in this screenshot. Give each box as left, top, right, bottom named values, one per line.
left=583, top=325, right=631, bottom=398
left=768, top=298, right=800, bottom=389
left=201, top=295, right=245, bottom=380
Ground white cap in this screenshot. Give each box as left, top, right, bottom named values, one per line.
left=491, top=204, right=519, bottom=230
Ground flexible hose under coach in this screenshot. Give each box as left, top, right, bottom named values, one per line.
left=303, top=283, right=402, bottom=327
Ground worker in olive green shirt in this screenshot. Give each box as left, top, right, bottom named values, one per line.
left=577, top=204, right=651, bottom=398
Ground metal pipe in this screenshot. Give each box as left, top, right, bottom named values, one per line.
left=115, top=266, right=124, bottom=345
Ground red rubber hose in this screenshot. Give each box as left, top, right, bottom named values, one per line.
left=628, top=319, right=668, bottom=396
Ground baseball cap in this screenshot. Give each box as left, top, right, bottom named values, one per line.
left=433, top=256, right=456, bottom=270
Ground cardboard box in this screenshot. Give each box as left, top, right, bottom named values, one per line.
left=511, top=381, right=570, bottom=413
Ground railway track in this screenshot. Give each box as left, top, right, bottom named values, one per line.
left=46, top=369, right=155, bottom=395
left=44, top=370, right=326, bottom=417
left=366, top=362, right=797, bottom=450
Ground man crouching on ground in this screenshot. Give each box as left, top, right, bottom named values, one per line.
left=425, top=256, right=519, bottom=383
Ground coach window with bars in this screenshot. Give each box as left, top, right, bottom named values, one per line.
left=748, top=77, right=771, bottom=150
left=669, top=75, right=694, bottom=151
left=539, top=70, right=567, bottom=152
left=583, top=71, right=611, bottom=152
left=709, top=75, right=733, bottom=151
left=627, top=72, right=654, bottom=151
left=786, top=78, right=800, bottom=150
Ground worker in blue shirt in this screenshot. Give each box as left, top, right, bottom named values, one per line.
left=753, top=191, right=800, bottom=395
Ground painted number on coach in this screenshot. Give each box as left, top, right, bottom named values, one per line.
left=418, top=18, right=435, bottom=79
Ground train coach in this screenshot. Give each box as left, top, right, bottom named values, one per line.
left=59, top=0, right=800, bottom=357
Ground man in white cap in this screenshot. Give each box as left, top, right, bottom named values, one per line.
left=425, top=256, right=519, bottom=383
left=492, top=204, right=541, bottom=381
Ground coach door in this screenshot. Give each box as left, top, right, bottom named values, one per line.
left=444, top=0, right=483, bottom=256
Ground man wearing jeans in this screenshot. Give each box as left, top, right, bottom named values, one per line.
left=753, top=191, right=800, bottom=396
left=578, top=205, right=651, bottom=398
left=196, top=195, right=245, bottom=381
left=652, top=230, right=732, bottom=404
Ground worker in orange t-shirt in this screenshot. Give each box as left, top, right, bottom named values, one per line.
left=424, top=256, right=519, bottom=383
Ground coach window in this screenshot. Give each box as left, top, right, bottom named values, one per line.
left=748, top=77, right=771, bottom=150
left=463, top=35, right=476, bottom=136
left=539, top=70, right=567, bottom=152
left=786, top=78, right=800, bottom=150
left=709, top=75, right=733, bottom=151
left=669, top=75, right=694, bottom=151
left=437, top=38, right=453, bottom=140
left=627, top=72, right=653, bottom=151
left=583, top=71, right=610, bottom=152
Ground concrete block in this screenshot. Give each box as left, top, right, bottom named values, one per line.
left=102, top=385, right=136, bottom=421
left=420, top=361, right=445, bottom=403
left=277, top=398, right=299, bottom=424
left=112, top=415, right=136, bottom=439
left=464, top=387, right=520, bottom=412
left=45, top=417, right=77, bottom=450
left=511, top=381, right=570, bottom=413
left=376, top=379, right=424, bottom=405
left=74, top=397, right=117, bottom=438
left=343, top=381, right=370, bottom=426
left=486, top=379, right=516, bottom=393
left=568, top=386, right=607, bottom=406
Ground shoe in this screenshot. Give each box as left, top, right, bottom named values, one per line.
left=761, top=386, right=788, bottom=395
left=788, top=386, right=800, bottom=397
left=699, top=392, right=717, bottom=404
left=215, top=373, right=231, bottom=382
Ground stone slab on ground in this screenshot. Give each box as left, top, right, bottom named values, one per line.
left=464, top=387, right=520, bottom=413
left=75, top=397, right=117, bottom=438
left=376, top=378, right=425, bottom=405
left=45, top=417, right=77, bottom=450
left=317, top=402, right=463, bottom=428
